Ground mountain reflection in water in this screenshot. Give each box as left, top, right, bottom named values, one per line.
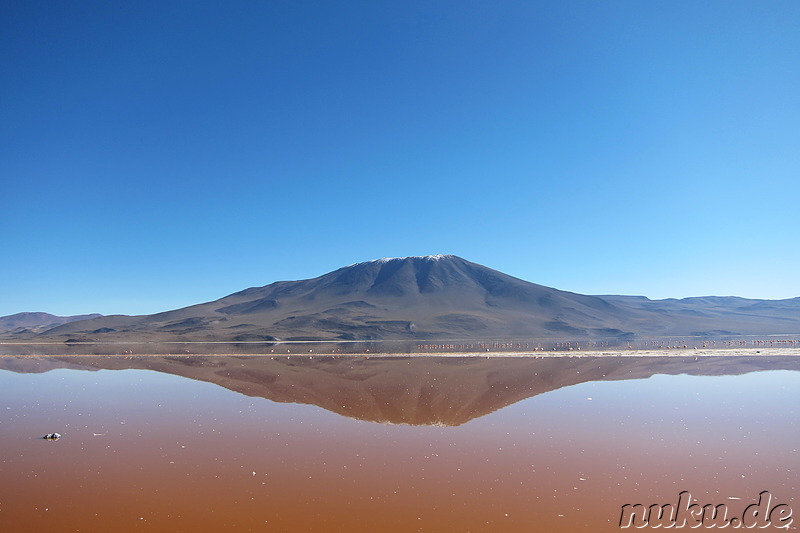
left=3, top=354, right=800, bottom=425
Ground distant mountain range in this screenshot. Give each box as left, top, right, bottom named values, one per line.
left=2, top=255, right=799, bottom=342
left=0, top=312, right=103, bottom=336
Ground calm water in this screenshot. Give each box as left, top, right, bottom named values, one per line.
left=1, top=355, right=798, bottom=532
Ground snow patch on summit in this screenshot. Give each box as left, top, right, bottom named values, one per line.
left=349, top=255, right=454, bottom=267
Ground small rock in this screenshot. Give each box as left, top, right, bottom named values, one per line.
left=42, top=433, right=62, bottom=440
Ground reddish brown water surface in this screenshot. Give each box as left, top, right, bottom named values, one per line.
left=1, top=355, right=798, bottom=532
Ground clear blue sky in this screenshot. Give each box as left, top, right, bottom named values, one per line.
left=2, top=0, right=799, bottom=317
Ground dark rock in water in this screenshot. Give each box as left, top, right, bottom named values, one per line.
left=42, top=433, right=61, bottom=440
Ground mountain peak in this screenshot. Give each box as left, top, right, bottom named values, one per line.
left=351, top=254, right=457, bottom=266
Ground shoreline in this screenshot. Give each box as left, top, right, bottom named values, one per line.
left=2, top=347, right=800, bottom=358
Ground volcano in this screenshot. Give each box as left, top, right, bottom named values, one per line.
left=4, top=255, right=800, bottom=342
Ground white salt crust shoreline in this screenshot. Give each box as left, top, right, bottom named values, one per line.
left=2, top=348, right=800, bottom=358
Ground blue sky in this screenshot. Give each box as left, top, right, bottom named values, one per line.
left=2, top=0, right=798, bottom=317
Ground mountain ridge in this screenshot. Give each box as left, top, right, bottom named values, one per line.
left=0, top=312, right=103, bottom=335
